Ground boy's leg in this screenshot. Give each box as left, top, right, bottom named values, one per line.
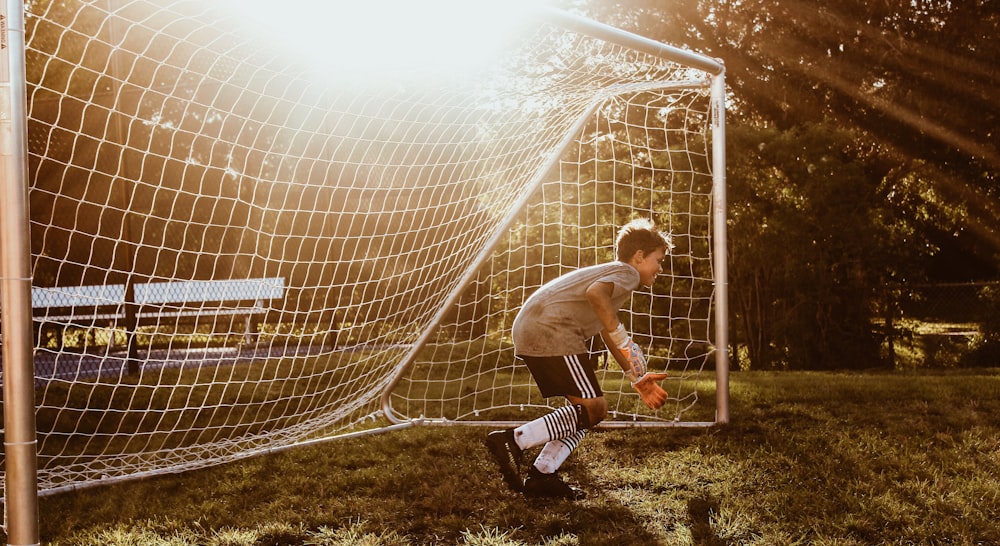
left=485, top=403, right=587, bottom=492
left=513, top=403, right=591, bottom=450
left=532, top=430, right=586, bottom=474
left=486, top=353, right=602, bottom=494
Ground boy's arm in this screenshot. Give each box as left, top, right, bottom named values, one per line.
left=585, top=281, right=640, bottom=377
left=587, top=280, right=668, bottom=410
left=585, top=281, right=622, bottom=338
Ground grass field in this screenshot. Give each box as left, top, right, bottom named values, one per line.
left=26, top=369, right=1000, bottom=545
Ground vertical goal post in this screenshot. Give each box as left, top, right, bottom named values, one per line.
left=1, top=0, right=41, bottom=544
left=0, top=2, right=727, bottom=539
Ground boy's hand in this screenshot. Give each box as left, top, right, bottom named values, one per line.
left=632, top=373, right=668, bottom=409
left=608, top=323, right=648, bottom=380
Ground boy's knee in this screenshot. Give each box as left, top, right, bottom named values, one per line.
left=585, top=412, right=606, bottom=429
left=589, top=403, right=608, bottom=426
left=576, top=399, right=607, bottom=429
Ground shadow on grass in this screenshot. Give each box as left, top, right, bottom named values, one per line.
left=472, top=429, right=681, bottom=545
left=30, top=371, right=1000, bottom=545
left=37, top=426, right=694, bottom=545
left=687, top=494, right=724, bottom=545
left=36, top=438, right=722, bottom=544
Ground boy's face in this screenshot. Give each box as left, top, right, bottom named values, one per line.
left=630, top=248, right=666, bottom=287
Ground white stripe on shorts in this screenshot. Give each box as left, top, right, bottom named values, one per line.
left=564, top=354, right=597, bottom=398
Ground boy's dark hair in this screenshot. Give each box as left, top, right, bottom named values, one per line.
left=615, top=219, right=673, bottom=262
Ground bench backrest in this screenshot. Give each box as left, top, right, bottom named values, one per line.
left=32, top=278, right=286, bottom=321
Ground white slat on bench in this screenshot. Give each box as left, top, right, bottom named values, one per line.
left=135, top=278, right=285, bottom=305
left=32, top=278, right=285, bottom=322
left=32, top=285, right=126, bottom=321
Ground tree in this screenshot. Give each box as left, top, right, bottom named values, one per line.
left=566, top=0, right=998, bottom=368
left=573, top=0, right=999, bottom=274
left=726, top=122, right=921, bottom=369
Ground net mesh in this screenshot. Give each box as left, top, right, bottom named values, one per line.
left=10, top=0, right=723, bottom=497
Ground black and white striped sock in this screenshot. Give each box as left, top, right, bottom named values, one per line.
left=513, top=404, right=582, bottom=450
left=533, top=430, right=587, bottom=474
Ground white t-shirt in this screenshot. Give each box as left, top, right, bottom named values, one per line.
left=512, top=262, right=640, bottom=357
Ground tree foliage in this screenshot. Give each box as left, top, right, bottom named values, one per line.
left=728, top=122, right=916, bottom=368
left=570, top=0, right=999, bottom=368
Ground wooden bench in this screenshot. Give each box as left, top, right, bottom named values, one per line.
left=32, top=277, right=285, bottom=350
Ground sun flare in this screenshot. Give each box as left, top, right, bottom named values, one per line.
left=226, top=0, right=541, bottom=84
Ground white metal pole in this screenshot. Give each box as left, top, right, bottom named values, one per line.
left=536, top=6, right=724, bottom=76
left=0, top=0, right=41, bottom=544
left=711, top=72, right=730, bottom=425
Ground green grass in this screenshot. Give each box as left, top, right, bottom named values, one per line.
left=26, top=369, right=1000, bottom=545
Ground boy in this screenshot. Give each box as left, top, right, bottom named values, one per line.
left=487, top=218, right=672, bottom=499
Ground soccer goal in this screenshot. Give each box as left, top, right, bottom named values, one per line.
left=0, top=0, right=727, bottom=510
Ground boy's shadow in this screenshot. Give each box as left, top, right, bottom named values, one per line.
left=687, top=494, right=724, bottom=545
left=559, top=428, right=729, bottom=545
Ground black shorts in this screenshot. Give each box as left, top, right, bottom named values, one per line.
left=518, top=353, right=602, bottom=399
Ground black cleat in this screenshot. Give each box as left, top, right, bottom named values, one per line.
left=486, top=429, right=524, bottom=492
left=522, top=466, right=586, bottom=500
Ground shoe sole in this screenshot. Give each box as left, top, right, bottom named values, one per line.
left=485, top=432, right=523, bottom=492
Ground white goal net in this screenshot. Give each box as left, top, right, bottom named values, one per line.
left=4, top=0, right=726, bottom=499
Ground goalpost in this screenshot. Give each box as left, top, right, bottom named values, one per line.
left=382, top=11, right=728, bottom=430
left=0, top=0, right=727, bottom=526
